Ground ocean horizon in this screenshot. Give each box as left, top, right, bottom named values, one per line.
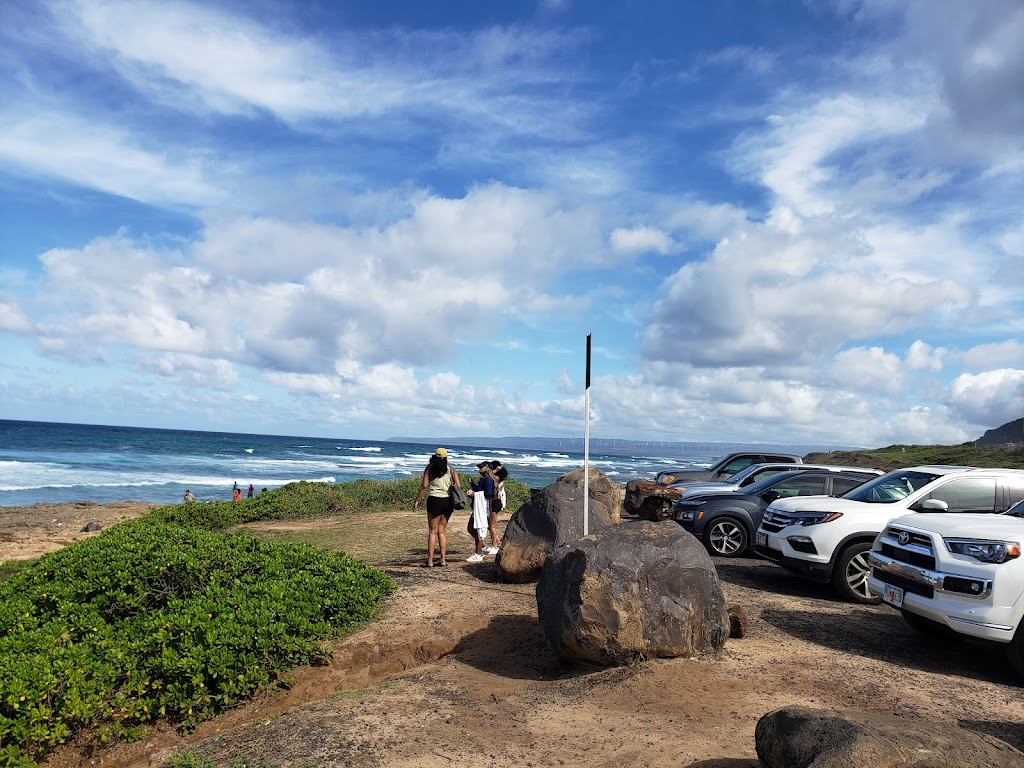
left=0, top=419, right=737, bottom=507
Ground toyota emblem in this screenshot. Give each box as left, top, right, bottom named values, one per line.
left=897, top=531, right=910, bottom=546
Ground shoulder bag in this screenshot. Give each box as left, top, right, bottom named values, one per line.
left=448, top=470, right=468, bottom=510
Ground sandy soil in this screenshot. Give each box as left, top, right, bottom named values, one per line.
left=6, top=504, right=1024, bottom=767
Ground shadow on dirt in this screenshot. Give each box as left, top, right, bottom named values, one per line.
left=958, top=718, right=1024, bottom=752
left=715, top=557, right=837, bottom=602
left=454, top=612, right=571, bottom=680
left=684, top=760, right=760, bottom=768
left=760, top=606, right=1019, bottom=686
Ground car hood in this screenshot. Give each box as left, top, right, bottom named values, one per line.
left=680, top=488, right=750, bottom=502
left=767, top=497, right=881, bottom=514
left=890, top=513, right=1024, bottom=540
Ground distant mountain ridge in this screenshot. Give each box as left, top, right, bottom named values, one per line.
left=386, top=435, right=855, bottom=458
left=977, top=418, right=1024, bottom=446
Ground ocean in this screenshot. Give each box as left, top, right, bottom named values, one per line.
left=0, top=420, right=720, bottom=507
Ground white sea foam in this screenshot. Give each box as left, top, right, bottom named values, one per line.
left=347, top=446, right=382, bottom=452
left=244, top=448, right=254, bottom=454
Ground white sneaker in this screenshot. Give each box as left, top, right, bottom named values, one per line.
left=483, top=546, right=499, bottom=555
left=466, top=552, right=484, bottom=562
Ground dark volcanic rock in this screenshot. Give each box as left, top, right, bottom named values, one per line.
left=496, top=468, right=620, bottom=584
left=535, top=520, right=729, bottom=667
left=623, top=479, right=682, bottom=521
left=756, top=706, right=1024, bottom=768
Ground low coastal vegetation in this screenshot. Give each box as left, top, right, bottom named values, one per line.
left=0, top=475, right=533, bottom=768
left=804, top=441, right=1024, bottom=472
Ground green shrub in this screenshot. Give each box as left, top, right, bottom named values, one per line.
left=0, top=519, right=394, bottom=765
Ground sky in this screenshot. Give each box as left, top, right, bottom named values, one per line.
left=1, top=0, right=1023, bottom=447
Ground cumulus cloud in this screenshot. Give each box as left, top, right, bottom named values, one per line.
left=946, top=369, right=1024, bottom=426
left=831, top=347, right=904, bottom=395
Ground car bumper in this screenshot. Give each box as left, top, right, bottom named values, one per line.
left=868, top=550, right=1017, bottom=643
left=754, top=543, right=832, bottom=582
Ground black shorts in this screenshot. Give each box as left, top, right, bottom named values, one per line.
left=427, top=496, right=453, bottom=518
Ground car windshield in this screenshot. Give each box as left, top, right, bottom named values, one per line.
left=841, top=470, right=942, bottom=503
left=1007, top=499, right=1024, bottom=518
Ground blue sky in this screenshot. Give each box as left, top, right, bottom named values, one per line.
left=1, top=0, right=1023, bottom=446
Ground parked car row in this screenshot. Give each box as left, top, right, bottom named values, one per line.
left=656, top=460, right=1024, bottom=678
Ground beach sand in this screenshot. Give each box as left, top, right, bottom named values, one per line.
left=0, top=500, right=157, bottom=563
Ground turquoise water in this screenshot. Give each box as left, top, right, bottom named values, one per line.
left=0, top=420, right=716, bottom=506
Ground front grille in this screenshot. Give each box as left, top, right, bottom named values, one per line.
left=872, top=568, right=934, bottom=599
left=879, top=542, right=936, bottom=570
left=760, top=508, right=795, bottom=533
left=878, top=526, right=937, bottom=570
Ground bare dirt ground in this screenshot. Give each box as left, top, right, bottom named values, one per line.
left=6, top=504, right=1024, bottom=767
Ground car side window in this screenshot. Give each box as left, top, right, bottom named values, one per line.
left=765, top=455, right=797, bottom=464
left=921, top=477, right=998, bottom=514
left=721, top=457, right=756, bottom=475
left=772, top=476, right=827, bottom=497
left=1005, top=477, right=1024, bottom=508
left=832, top=476, right=869, bottom=496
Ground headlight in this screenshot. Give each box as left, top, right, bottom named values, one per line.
left=675, top=499, right=703, bottom=506
left=790, top=511, right=843, bottom=526
left=946, top=539, right=1021, bottom=564
left=675, top=509, right=695, bottom=522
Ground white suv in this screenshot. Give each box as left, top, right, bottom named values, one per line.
left=754, top=466, right=1024, bottom=603
left=868, top=500, right=1024, bottom=676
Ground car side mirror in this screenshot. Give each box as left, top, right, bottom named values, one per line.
left=915, top=498, right=949, bottom=512
left=762, top=490, right=781, bottom=503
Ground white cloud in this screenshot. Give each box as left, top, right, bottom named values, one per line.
left=830, top=347, right=903, bottom=395
left=608, top=226, right=675, bottom=255
left=905, top=340, right=945, bottom=371
left=0, top=111, right=224, bottom=207
left=946, top=369, right=1024, bottom=426
left=961, top=340, right=1024, bottom=371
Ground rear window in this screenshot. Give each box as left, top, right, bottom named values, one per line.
left=842, top=470, right=943, bottom=503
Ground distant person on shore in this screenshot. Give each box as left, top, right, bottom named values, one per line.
left=412, top=448, right=461, bottom=567
left=247, top=484, right=254, bottom=498
left=467, top=462, right=496, bottom=561
left=183, top=489, right=196, bottom=503
left=232, top=481, right=240, bottom=494
left=233, top=487, right=242, bottom=502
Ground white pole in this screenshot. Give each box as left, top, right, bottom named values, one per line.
left=584, top=333, right=591, bottom=536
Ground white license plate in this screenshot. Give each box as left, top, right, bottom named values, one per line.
left=882, top=584, right=904, bottom=608
left=756, top=532, right=767, bottom=547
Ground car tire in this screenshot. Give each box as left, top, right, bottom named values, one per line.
left=901, top=610, right=960, bottom=642
left=702, top=516, right=749, bottom=558
left=831, top=541, right=881, bottom=604
left=1007, top=624, right=1024, bottom=679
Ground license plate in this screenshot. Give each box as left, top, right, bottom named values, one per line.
left=882, top=584, right=904, bottom=608
left=756, top=532, right=767, bottom=547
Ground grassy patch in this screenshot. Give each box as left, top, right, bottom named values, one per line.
left=805, top=442, right=1024, bottom=472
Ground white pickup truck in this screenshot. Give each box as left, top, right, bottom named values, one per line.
left=755, top=465, right=1024, bottom=603
left=868, top=499, right=1024, bottom=676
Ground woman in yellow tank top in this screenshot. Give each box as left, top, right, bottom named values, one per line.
left=413, top=448, right=462, bottom=567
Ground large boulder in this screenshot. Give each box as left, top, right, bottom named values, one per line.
left=624, top=479, right=682, bottom=521
left=496, top=468, right=620, bottom=584
left=756, top=706, right=1024, bottom=768
left=535, top=520, right=729, bottom=667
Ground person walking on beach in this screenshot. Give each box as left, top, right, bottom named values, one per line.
left=467, top=462, right=496, bottom=561
left=412, top=448, right=461, bottom=567
left=183, top=489, right=196, bottom=503
left=247, top=484, right=254, bottom=498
